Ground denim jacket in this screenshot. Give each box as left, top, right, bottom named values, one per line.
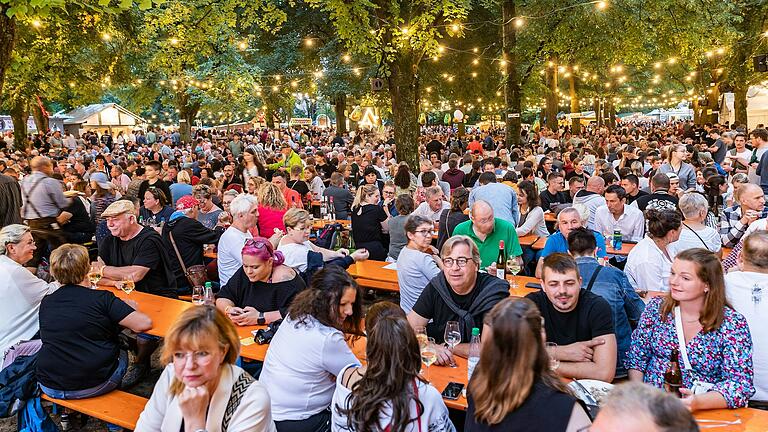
left=576, top=256, right=646, bottom=376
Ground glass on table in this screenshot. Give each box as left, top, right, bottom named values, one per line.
left=116, top=275, right=135, bottom=295
left=506, top=258, right=521, bottom=289
left=443, top=321, right=461, bottom=368
left=192, top=286, right=205, bottom=305
left=546, top=342, right=560, bottom=371
left=415, top=326, right=428, bottom=349
left=420, top=337, right=437, bottom=381
left=88, top=263, right=103, bottom=289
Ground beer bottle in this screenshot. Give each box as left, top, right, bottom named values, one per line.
left=496, top=240, right=506, bottom=280
left=664, top=348, right=683, bottom=398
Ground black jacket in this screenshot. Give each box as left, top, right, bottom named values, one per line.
left=162, top=215, right=223, bottom=288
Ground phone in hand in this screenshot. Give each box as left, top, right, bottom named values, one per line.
left=441, top=382, right=465, bottom=400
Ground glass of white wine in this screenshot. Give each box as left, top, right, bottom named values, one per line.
left=119, top=276, right=135, bottom=295
left=420, top=337, right=437, bottom=382
left=506, top=258, right=521, bottom=290
left=88, top=263, right=103, bottom=289
left=415, top=326, right=428, bottom=350
left=546, top=342, right=560, bottom=371
left=443, top=321, right=461, bottom=368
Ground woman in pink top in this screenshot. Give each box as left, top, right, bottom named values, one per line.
left=257, top=182, right=288, bottom=237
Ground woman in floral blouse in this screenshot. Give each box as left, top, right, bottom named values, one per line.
left=626, top=248, right=754, bottom=410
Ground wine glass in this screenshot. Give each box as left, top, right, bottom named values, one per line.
left=420, top=337, right=437, bottom=382
left=546, top=342, right=560, bottom=371
left=119, top=275, right=135, bottom=295
left=506, top=258, right=521, bottom=290
left=443, top=321, right=461, bottom=368
left=88, top=263, right=103, bottom=289
left=415, top=326, right=428, bottom=350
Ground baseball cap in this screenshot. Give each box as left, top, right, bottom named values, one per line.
left=176, top=195, right=199, bottom=210
left=101, top=200, right=136, bottom=218
left=90, top=172, right=113, bottom=189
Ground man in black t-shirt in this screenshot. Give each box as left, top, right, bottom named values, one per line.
left=137, top=160, right=172, bottom=204
left=631, top=173, right=678, bottom=212
left=539, top=172, right=571, bottom=212
left=526, top=253, right=617, bottom=382
left=619, top=174, right=648, bottom=205
left=408, top=235, right=509, bottom=366
left=98, top=200, right=180, bottom=385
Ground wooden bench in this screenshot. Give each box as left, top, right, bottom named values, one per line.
left=41, top=390, right=148, bottom=430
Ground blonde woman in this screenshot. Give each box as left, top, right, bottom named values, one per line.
left=169, top=170, right=193, bottom=206
left=350, top=184, right=390, bottom=260
left=257, top=182, right=288, bottom=238
left=278, top=208, right=368, bottom=274
left=136, top=307, right=275, bottom=431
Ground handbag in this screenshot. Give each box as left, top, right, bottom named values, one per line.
left=17, top=397, right=57, bottom=432
left=169, top=231, right=208, bottom=288
left=221, top=372, right=254, bottom=432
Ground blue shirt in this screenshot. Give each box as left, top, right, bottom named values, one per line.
left=541, top=230, right=607, bottom=258
left=468, top=183, right=520, bottom=226
left=576, top=256, right=645, bottom=376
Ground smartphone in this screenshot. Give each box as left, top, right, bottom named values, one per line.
left=525, top=282, right=542, bottom=290
left=441, top=382, right=465, bottom=400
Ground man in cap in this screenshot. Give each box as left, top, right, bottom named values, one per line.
left=97, top=199, right=179, bottom=385
left=161, top=195, right=223, bottom=293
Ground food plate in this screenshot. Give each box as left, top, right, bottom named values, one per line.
left=568, top=379, right=614, bottom=405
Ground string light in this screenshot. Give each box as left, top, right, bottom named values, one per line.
left=31, top=20, right=41, bottom=28
left=514, top=18, right=525, bottom=28
left=102, top=33, right=111, bottom=41
left=238, top=41, right=248, bottom=50
left=170, top=38, right=179, bottom=46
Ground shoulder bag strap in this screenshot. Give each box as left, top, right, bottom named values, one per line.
left=585, top=265, right=603, bottom=292
left=673, top=306, right=693, bottom=370
left=413, top=380, right=422, bottom=432
left=168, top=231, right=189, bottom=277
left=21, top=176, right=46, bottom=219
left=682, top=222, right=711, bottom=251
left=221, top=372, right=255, bottom=432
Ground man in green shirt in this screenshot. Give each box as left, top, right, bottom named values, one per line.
left=452, top=200, right=522, bottom=271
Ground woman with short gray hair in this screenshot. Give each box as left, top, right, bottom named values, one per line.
left=0, top=224, right=58, bottom=371
left=669, top=192, right=721, bottom=257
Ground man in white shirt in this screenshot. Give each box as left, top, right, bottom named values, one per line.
left=217, top=194, right=258, bottom=285
left=412, top=186, right=449, bottom=222
left=594, top=184, right=645, bottom=242
left=725, top=231, right=768, bottom=404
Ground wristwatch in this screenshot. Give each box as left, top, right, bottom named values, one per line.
left=257, top=312, right=266, bottom=325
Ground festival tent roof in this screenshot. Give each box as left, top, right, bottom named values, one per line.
left=51, top=103, right=146, bottom=127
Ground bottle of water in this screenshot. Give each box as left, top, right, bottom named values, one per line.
left=203, top=282, right=215, bottom=306
left=467, top=327, right=481, bottom=383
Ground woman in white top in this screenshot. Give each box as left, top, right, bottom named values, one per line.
left=260, top=267, right=363, bottom=432
left=305, top=166, right=326, bottom=202
left=515, top=180, right=548, bottom=238
left=396, top=215, right=443, bottom=313
left=332, top=302, right=454, bottom=432
left=278, top=208, right=368, bottom=274
left=0, top=224, right=58, bottom=370
left=669, top=193, right=721, bottom=257
left=625, top=209, right=682, bottom=293
left=136, top=306, right=275, bottom=432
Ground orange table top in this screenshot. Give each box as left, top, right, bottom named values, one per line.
left=518, top=234, right=539, bottom=247
left=544, top=212, right=556, bottom=222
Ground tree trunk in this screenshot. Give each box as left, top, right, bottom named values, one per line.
left=31, top=97, right=49, bottom=133
left=545, top=64, right=559, bottom=130
left=568, top=74, right=580, bottom=134
left=388, top=54, right=420, bottom=171
left=733, top=85, right=748, bottom=127
left=501, top=0, right=521, bottom=150
left=0, top=5, right=16, bottom=97
left=10, top=97, right=28, bottom=151
left=693, top=98, right=701, bottom=125
left=176, top=91, right=200, bottom=144
left=334, top=94, right=347, bottom=135
left=608, top=100, right=616, bottom=129
left=596, top=97, right=604, bottom=128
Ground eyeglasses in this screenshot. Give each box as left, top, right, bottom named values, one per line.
left=413, top=229, right=432, bottom=236
left=442, top=257, right=474, bottom=268
left=244, top=238, right=269, bottom=249
left=172, top=351, right=213, bottom=364
left=383, top=190, right=395, bottom=195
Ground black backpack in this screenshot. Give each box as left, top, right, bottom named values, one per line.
left=315, top=223, right=343, bottom=249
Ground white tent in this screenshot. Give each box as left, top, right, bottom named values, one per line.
left=50, top=103, right=146, bottom=137
left=720, top=85, right=768, bottom=129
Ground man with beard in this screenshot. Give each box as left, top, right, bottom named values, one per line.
left=526, top=253, right=617, bottom=382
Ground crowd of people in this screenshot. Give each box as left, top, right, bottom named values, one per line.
left=1, top=119, right=768, bottom=431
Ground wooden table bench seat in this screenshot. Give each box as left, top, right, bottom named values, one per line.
left=41, top=391, right=148, bottom=430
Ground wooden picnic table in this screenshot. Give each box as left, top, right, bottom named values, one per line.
left=529, top=236, right=635, bottom=256
left=101, top=285, right=768, bottom=427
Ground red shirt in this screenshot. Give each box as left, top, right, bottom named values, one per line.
left=282, top=188, right=303, bottom=209
left=468, top=140, right=482, bottom=153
